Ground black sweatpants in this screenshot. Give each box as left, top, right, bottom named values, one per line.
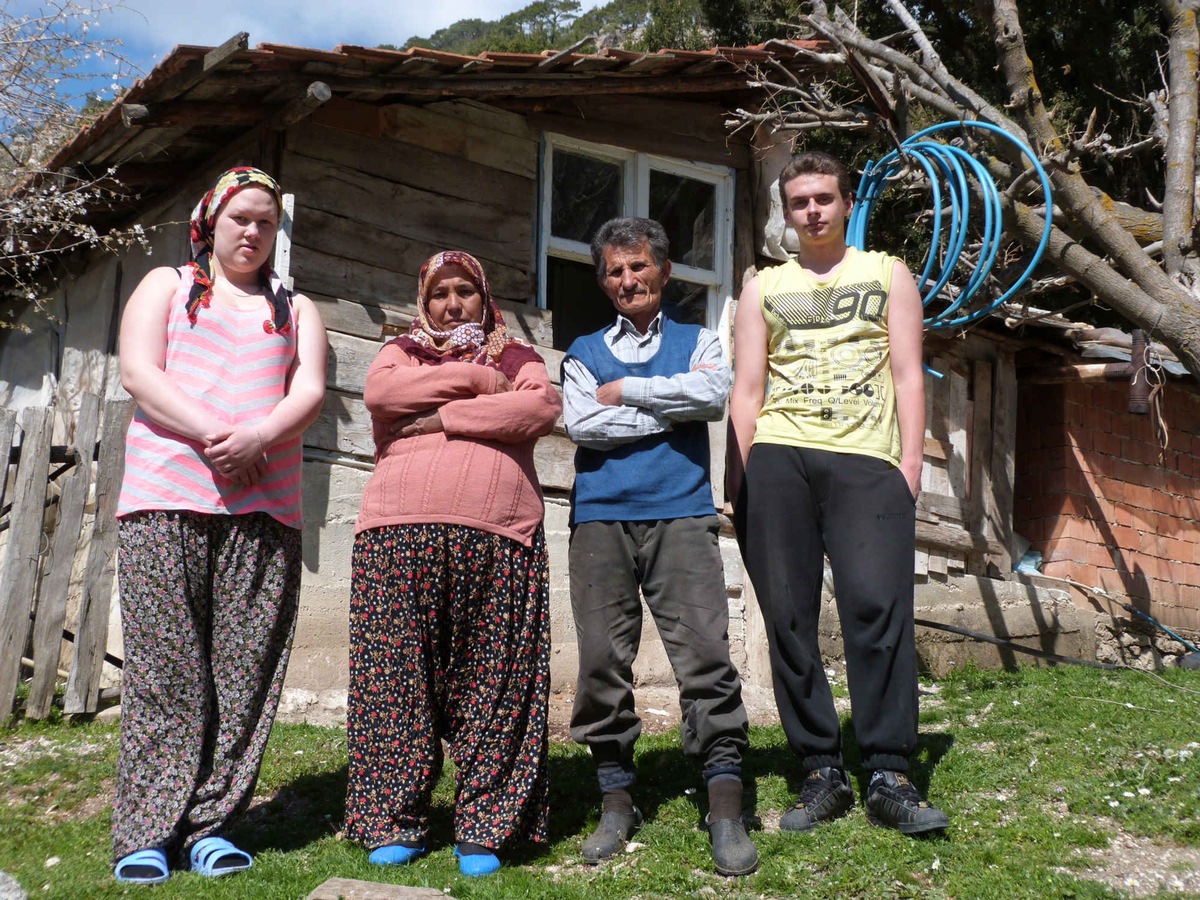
left=737, top=443, right=919, bottom=775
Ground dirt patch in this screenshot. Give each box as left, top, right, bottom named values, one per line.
left=1061, top=819, right=1200, bottom=896
left=44, top=782, right=113, bottom=823
left=548, top=684, right=783, bottom=744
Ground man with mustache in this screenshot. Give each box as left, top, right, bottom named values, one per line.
left=727, top=151, right=949, bottom=836
left=562, top=216, right=758, bottom=877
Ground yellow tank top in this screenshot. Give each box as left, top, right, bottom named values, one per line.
left=753, top=248, right=901, bottom=466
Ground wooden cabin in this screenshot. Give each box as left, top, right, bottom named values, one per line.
left=1, top=35, right=1190, bottom=722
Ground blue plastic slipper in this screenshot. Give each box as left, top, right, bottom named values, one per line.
left=115, top=847, right=169, bottom=884
left=189, top=836, right=252, bottom=877
left=368, top=843, right=425, bottom=866
left=454, top=846, right=501, bottom=876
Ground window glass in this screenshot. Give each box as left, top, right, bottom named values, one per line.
left=546, top=256, right=614, bottom=350
left=661, top=279, right=707, bottom=326
left=649, top=170, right=715, bottom=270
left=552, top=151, right=622, bottom=244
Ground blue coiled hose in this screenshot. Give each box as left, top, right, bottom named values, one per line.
left=847, top=120, right=1053, bottom=330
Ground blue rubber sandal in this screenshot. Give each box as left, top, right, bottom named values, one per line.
left=368, top=843, right=425, bottom=866
left=454, top=846, right=501, bottom=877
left=189, top=836, right=252, bottom=877
left=115, top=848, right=169, bottom=884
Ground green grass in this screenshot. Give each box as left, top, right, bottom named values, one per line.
left=4, top=664, right=1200, bottom=898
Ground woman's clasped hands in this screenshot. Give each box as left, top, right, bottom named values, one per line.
left=204, top=424, right=268, bottom=485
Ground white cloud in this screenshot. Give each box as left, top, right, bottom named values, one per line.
left=100, top=0, right=609, bottom=73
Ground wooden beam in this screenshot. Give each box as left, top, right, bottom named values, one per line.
left=305, top=72, right=771, bottom=100
left=120, top=82, right=330, bottom=134
left=203, top=32, right=250, bottom=72
left=121, top=100, right=271, bottom=129
left=916, top=519, right=1005, bottom=558
left=1022, top=362, right=1136, bottom=384
left=269, top=81, right=333, bottom=130
left=918, top=491, right=965, bottom=522
left=923, top=436, right=950, bottom=460
left=156, top=32, right=250, bottom=103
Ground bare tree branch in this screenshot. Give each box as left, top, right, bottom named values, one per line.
left=0, top=1, right=146, bottom=330
left=731, top=1, right=1200, bottom=378
left=1158, top=0, right=1199, bottom=275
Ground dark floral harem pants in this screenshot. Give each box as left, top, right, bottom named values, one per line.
left=345, top=522, right=551, bottom=851
left=111, top=510, right=301, bottom=865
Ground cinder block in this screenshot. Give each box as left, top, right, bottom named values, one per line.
left=720, top=533, right=745, bottom=591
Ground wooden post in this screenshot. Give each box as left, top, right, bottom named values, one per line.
left=0, top=406, right=55, bottom=719
left=27, top=394, right=101, bottom=720
left=978, top=353, right=1018, bottom=576
left=967, top=359, right=994, bottom=576
left=64, top=399, right=133, bottom=715
left=274, top=193, right=295, bottom=291
left=0, top=407, right=15, bottom=513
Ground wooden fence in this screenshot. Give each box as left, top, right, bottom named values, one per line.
left=0, top=395, right=133, bottom=720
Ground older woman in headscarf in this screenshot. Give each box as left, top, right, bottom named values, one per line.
left=111, top=166, right=327, bottom=884
left=345, top=250, right=561, bottom=877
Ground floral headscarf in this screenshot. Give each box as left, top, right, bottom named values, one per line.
left=186, top=166, right=291, bottom=335
left=396, top=250, right=542, bottom=379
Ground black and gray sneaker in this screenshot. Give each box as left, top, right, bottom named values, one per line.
left=780, top=766, right=855, bottom=832
left=865, top=770, right=950, bottom=835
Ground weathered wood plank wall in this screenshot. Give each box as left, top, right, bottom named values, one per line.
left=0, top=407, right=54, bottom=718
left=280, top=99, right=584, bottom=490
left=63, top=398, right=133, bottom=714
left=917, top=334, right=1018, bottom=578
left=27, top=393, right=101, bottom=719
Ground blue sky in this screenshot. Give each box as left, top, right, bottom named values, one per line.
left=94, top=0, right=610, bottom=85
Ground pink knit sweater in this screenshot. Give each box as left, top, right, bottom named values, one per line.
left=355, top=340, right=562, bottom=546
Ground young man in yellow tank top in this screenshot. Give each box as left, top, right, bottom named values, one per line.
left=727, top=151, right=949, bottom=835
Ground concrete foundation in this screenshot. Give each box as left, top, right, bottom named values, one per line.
left=277, top=466, right=1103, bottom=725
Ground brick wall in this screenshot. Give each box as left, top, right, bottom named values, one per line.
left=1013, top=379, right=1200, bottom=630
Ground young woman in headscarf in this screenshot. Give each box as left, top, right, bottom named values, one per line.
left=111, top=166, right=327, bottom=884
left=345, top=250, right=561, bottom=877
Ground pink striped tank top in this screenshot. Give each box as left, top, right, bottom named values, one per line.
left=117, top=267, right=303, bottom=529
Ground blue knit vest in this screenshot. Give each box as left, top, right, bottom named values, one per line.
left=570, top=318, right=715, bottom=525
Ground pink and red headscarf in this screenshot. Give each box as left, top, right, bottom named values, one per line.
left=186, top=166, right=291, bottom=335
left=396, top=250, right=541, bottom=379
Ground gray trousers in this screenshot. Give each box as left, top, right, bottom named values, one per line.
left=569, top=516, right=749, bottom=792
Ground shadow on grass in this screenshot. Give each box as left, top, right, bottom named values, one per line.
left=548, top=731, right=771, bottom=838
left=547, top=745, right=603, bottom=844
left=228, top=720, right=956, bottom=864
left=231, top=765, right=349, bottom=855
left=744, top=716, right=956, bottom=812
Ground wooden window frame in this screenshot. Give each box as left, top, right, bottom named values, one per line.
left=537, top=133, right=735, bottom=335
